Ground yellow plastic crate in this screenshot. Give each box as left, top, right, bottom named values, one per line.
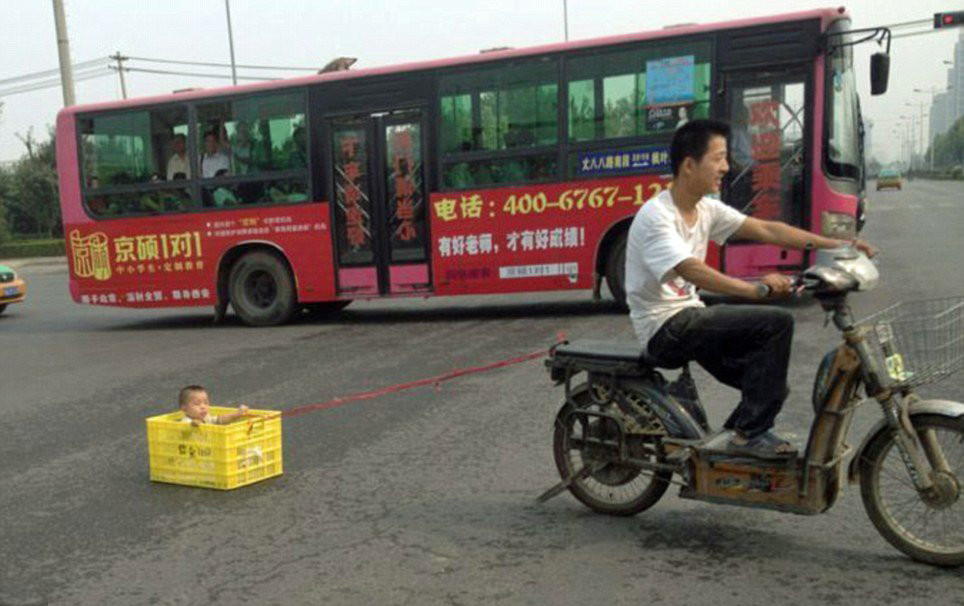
left=146, top=406, right=283, bottom=490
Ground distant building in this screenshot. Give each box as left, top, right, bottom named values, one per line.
left=930, top=29, right=964, bottom=144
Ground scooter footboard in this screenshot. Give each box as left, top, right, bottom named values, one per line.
left=678, top=432, right=837, bottom=515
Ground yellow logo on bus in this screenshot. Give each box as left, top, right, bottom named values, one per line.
left=70, top=229, right=112, bottom=281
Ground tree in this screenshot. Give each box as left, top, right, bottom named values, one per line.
left=0, top=128, right=61, bottom=237
left=929, top=115, right=964, bottom=171
left=0, top=168, right=11, bottom=245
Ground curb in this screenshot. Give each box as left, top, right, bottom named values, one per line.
left=2, top=256, right=68, bottom=271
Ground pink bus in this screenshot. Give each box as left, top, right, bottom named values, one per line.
left=56, top=7, right=883, bottom=325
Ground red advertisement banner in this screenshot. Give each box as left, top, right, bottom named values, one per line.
left=429, top=174, right=670, bottom=296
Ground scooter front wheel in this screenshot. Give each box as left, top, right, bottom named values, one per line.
left=552, top=387, right=671, bottom=516
left=859, top=413, right=964, bottom=567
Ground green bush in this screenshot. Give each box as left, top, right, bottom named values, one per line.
left=0, top=238, right=65, bottom=259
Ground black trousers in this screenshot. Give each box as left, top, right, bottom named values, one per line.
left=647, top=305, right=794, bottom=438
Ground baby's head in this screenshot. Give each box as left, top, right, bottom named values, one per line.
left=179, top=385, right=210, bottom=421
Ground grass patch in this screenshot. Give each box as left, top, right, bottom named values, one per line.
left=0, top=238, right=65, bottom=259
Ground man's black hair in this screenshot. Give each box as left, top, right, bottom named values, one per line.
left=670, top=119, right=731, bottom=177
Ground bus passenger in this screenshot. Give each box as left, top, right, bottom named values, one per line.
left=231, top=121, right=256, bottom=174
left=178, top=385, right=249, bottom=426
left=286, top=126, right=308, bottom=169
left=201, top=130, right=231, bottom=179
left=86, top=176, right=110, bottom=216
left=211, top=169, right=238, bottom=207
left=166, top=134, right=191, bottom=181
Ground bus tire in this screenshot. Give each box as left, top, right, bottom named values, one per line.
left=228, top=251, right=297, bottom=327
left=0, top=304, right=6, bottom=315
left=604, top=231, right=628, bottom=309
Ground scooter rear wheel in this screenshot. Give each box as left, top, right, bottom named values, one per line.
left=553, top=387, right=671, bottom=516
left=859, top=414, right=964, bottom=567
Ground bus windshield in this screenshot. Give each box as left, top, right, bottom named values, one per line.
left=826, top=27, right=861, bottom=179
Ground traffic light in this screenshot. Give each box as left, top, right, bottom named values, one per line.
left=934, top=11, right=964, bottom=28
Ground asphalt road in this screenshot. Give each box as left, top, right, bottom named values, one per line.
left=1, top=179, right=962, bottom=605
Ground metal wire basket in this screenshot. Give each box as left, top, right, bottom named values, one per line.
left=858, top=296, right=964, bottom=389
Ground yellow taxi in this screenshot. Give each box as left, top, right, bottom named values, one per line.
left=0, top=264, right=26, bottom=314
left=876, top=168, right=903, bottom=191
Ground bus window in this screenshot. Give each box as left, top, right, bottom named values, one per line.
left=79, top=105, right=191, bottom=217
left=568, top=79, right=596, bottom=142
left=826, top=44, right=860, bottom=179
left=438, top=59, right=558, bottom=189
left=439, top=93, right=473, bottom=153
left=195, top=91, right=309, bottom=206
left=603, top=73, right=637, bottom=138
left=196, top=91, right=306, bottom=177
left=80, top=106, right=188, bottom=188
left=565, top=41, right=712, bottom=142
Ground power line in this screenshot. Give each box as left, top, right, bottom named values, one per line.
left=0, top=57, right=110, bottom=88
left=0, top=68, right=113, bottom=98
left=112, top=65, right=281, bottom=82
left=0, top=68, right=113, bottom=97
left=124, top=54, right=319, bottom=72
left=0, top=66, right=112, bottom=93
left=892, top=29, right=954, bottom=40
left=886, top=18, right=933, bottom=29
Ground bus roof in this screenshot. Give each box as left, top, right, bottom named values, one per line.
left=59, top=7, right=846, bottom=118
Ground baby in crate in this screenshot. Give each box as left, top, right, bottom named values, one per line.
left=179, top=385, right=249, bottom=426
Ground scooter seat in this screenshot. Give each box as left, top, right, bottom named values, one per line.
left=551, top=339, right=681, bottom=370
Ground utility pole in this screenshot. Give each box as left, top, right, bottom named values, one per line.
left=111, top=52, right=128, bottom=99
left=52, top=0, right=76, bottom=106
left=225, top=0, right=238, bottom=85
left=563, top=0, right=569, bottom=41
left=910, top=101, right=927, bottom=173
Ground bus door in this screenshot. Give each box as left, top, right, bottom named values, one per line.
left=721, top=69, right=809, bottom=276
left=328, top=110, right=431, bottom=296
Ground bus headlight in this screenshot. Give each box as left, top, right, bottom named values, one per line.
left=821, top=211, right=856, bottom=239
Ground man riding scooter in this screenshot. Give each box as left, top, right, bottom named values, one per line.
left=626, top=119, right=877, bottom=458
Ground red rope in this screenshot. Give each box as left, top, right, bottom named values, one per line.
left=241, top=337, right=563, bottom=424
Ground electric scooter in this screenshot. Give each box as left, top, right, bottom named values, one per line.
left=540, top=247, right=963, bottom=567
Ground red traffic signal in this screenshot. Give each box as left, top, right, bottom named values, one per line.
left=934, top=11, right=964, bottom=28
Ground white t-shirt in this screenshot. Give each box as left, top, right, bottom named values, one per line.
left=166, top=153, right=190, bottom=181
left=201, top=151, right=231, bottom=179
left=626, top=189, right=746, bottom=350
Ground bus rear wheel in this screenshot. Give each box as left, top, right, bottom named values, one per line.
left=228, top=251, right=297, bottom=326
left=604, top=231, right=628, bottom=309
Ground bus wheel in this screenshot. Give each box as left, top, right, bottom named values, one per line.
left=228, top=251, right=297, bottom=326
left=604, top=232, right=628, bottom=308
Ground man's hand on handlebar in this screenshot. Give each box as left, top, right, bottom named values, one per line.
left=759, top=273, right=793, bottom=299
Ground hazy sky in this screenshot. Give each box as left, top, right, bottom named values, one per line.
left=0, top=1, right=960, bottom=164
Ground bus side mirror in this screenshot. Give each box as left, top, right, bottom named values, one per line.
left=870, top=53, right=890, bottom=95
